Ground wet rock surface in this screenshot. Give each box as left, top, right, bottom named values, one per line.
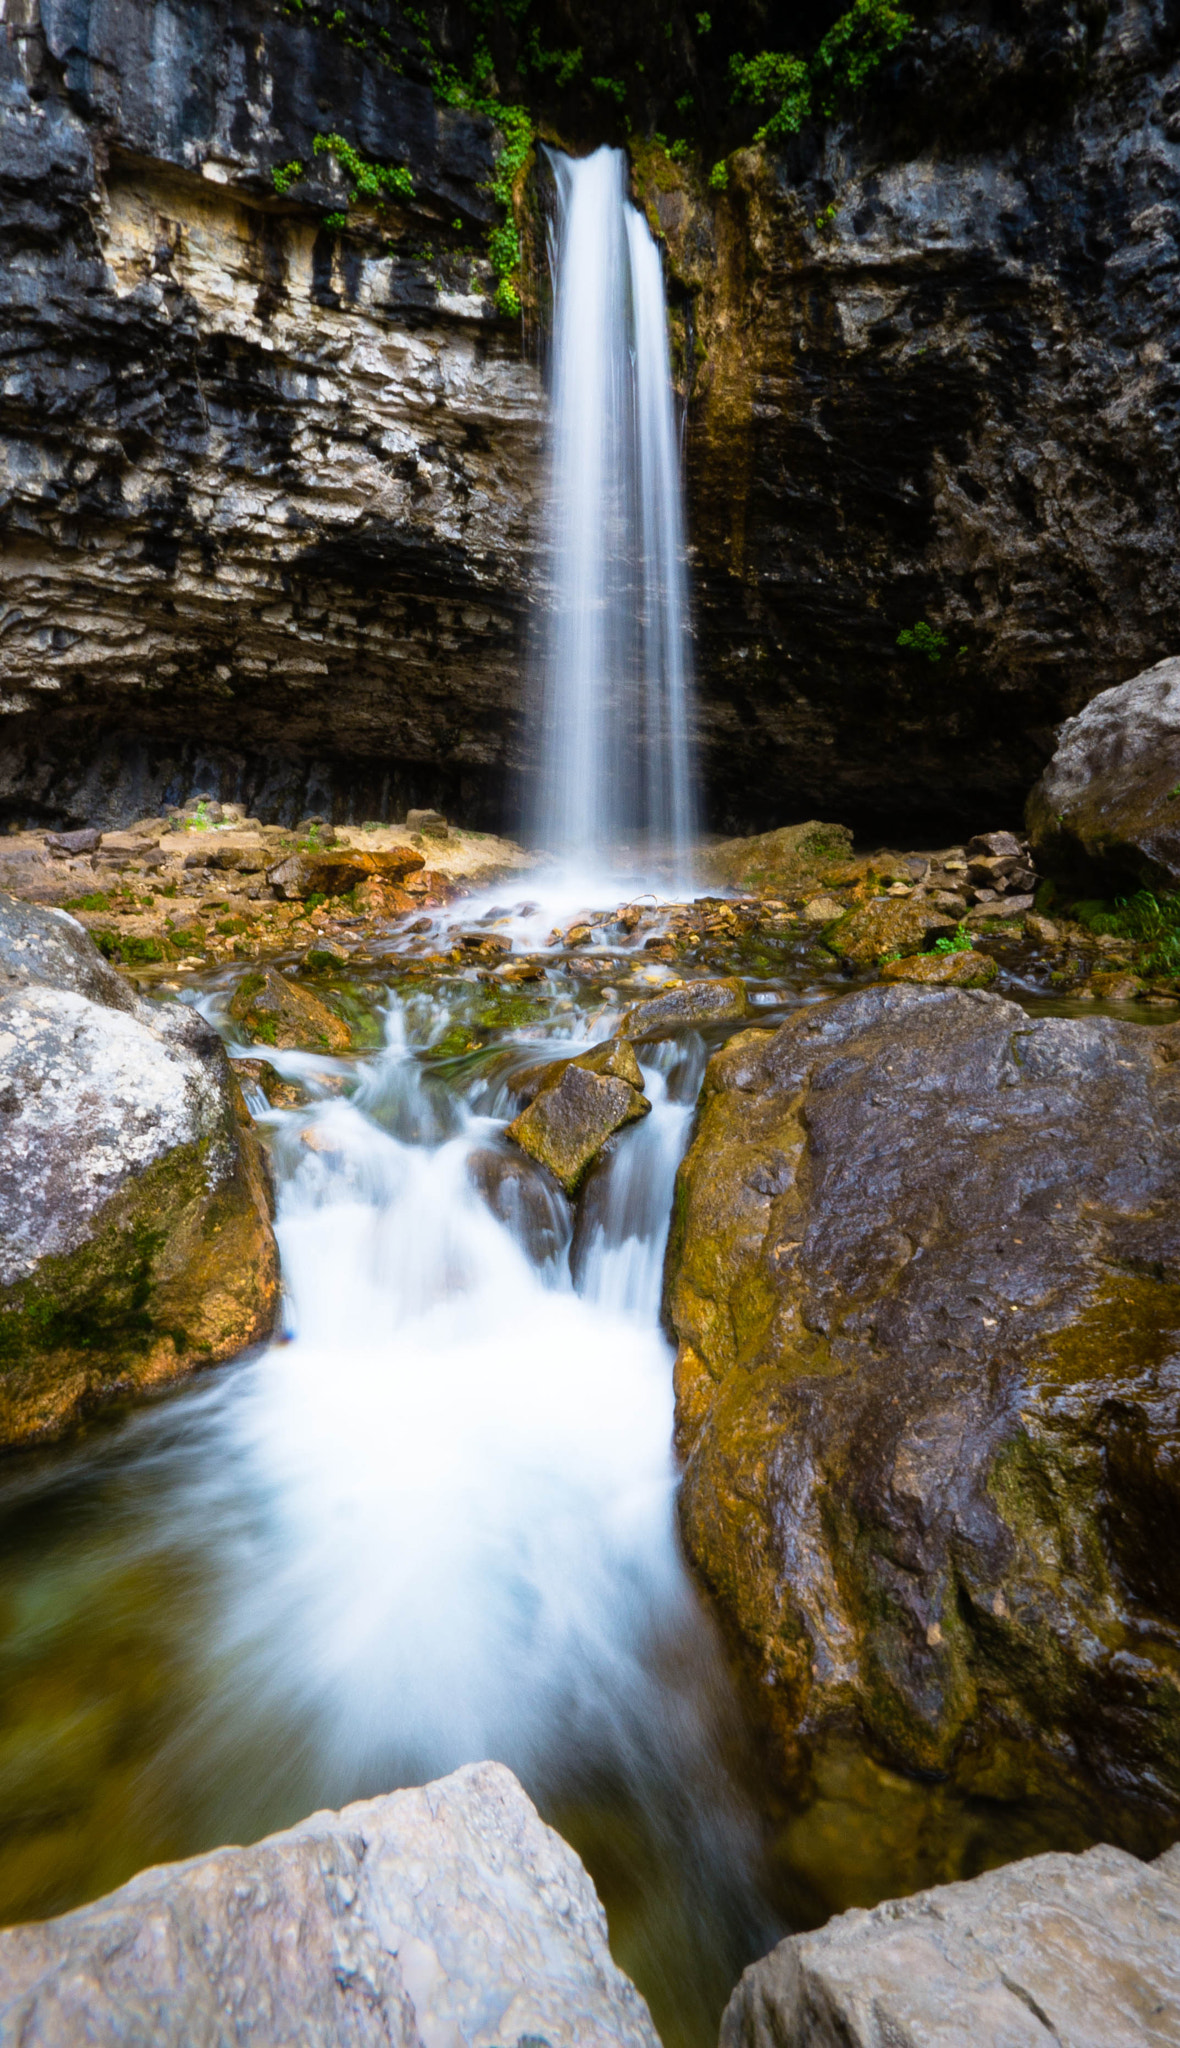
left=666, top=982, right=1180, bottom=1835
left=0, top=894, right=278, bottom=1445
left=1028, top=654, right=1180, bottom=893
left=721, top=1841, right=1180, bottom=2048
left=507, top=1045, right=650, bottom=1194
left=0, top=1760, right=660, bottom=2048
left=228, top=968, right=354, bottom=1054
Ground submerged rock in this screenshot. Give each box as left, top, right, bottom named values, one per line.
left=666, top=983, right=1180, bottom=1827
left=507, top=1042, right=650, bottom=1194
left=0, top=1760, right=659, bottom=2048
left=1027, top=655, right=1180, bottom=892
left=467, top=1145, right=573, bottom=1267
left=623, top=977, right=749, bottom=1040
left=228, top=969, right=352, bottom=1053
left=0, top=894, right=278, bottom=1444
left=721, top=1840, right=1180, bottom=2048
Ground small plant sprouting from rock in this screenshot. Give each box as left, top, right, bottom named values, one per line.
left=272, top=160, right=305, bottom=195
left=709, top=160, right=729, bottom=191
left=313, top=131, right=415, bottom=207
left=897, top=620, right=949, bottom=662
left=932, top=923, right=973, bottom=954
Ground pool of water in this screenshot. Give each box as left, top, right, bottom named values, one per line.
left=0, top=891, right=1156, bottom=2043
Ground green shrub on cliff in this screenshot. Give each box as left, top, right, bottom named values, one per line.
left=731, top=0, right=913, bottom=140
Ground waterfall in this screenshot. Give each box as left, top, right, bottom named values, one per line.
left=531, top=146, right=697, bottom=875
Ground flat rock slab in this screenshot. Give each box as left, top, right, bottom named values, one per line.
left=623, top=976, right=749, bottom=1040
left=1027, top=654, right=1180, bottom=891
left=0, top=1760, right=660, bottom=2048
left=721, top=1841, right=1180, bottom=2048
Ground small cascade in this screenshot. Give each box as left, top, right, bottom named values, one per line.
left=531, top=146, right=697, bottom=876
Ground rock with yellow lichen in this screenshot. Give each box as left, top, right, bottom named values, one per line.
left=665, top=982, right=1180, bottom=1839
left=0, top=894, right=278, bottom=1445
left=228, top=968, right=352, bottom=1053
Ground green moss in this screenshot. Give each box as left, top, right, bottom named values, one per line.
left=65, top=893, right=111, bottom=913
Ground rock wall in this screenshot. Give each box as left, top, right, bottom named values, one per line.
left=4, top=0, right=1180, bottom=834
left=0, top=0, right=543, bottom=828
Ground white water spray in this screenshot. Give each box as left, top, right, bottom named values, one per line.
left=532, top=147, right=697, bottom=874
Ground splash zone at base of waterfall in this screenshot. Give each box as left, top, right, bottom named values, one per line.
left=531, top=146, right=698, bottom=875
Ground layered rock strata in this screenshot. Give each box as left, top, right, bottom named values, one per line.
left=0, top=1759, right=660, bottom=2048
left=666, top=982, right=1180, bottom=1839
left=0, top=0, right=542, bottom=829
left=0, top=891, right=278, bottom=1443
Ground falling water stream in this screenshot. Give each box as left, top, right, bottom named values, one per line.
left=531, top=147, right=697, bottom=874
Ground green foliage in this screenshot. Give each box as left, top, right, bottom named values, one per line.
left=313, top=131, right=414, bottom=205
left=323, top=210, right=349, bottom=231
left=932, top=923, right=973, bottom=955
left=814, top=200, right=839, bottom=230
left=1075, top=890, right=1180, bottom=978
left=697, top=10, right=712, bottom=29
left=730, top=0, right=912, bottom=142
left=709, top=159, right=730, bottom=191
left=271, top=159, right=304, bottom=194
left=522, top=33, right=583, bottom=84
left=591, top=74, right=627, bottom=103
left=65, top=891, right=112, bottom=913
left=730, top=49, right=811, bottom=138
left=897, top=620, right=949, bottom=662
left=812, top=0, right=913, bottom=114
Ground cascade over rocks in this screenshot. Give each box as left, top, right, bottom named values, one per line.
left=507, top=1039, right=650, bottom=1194
left=666, top=982, right=1180, bottom=1832
left=0, top=894, right=278, bottom=1444
left=0, top=1760, right=660, bottom=2048
left=1027, top=654, right=1180, bottom=892
left=721, top=1841, right=1180, bottom=2048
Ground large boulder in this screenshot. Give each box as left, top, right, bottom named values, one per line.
left=507, top=1040, right=649, bottom=1195
left=665, top=982, right=1180, bottom=1834
left=1026, top=655, right=1180, bottom=892
left=0, top=1760, right=659, bottom=2048
left=0, top=894, right=278, bottom=1444
left=699, top=822, right=854, bottom=895
left=721, top=1840, right=1180, bottom=2048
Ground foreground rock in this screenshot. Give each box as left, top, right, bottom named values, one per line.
left=1027, top=655, right=1180, bottom=892
left=667, top=983, right=1180, bottom=1826
left=0, top=894, right=278, bottom=1444
left=0, top=1760, right=659, bottom=2048
left=721, top=1840, right=1180, bottom=2048
left=508, top=1040, right=650, bottom=1194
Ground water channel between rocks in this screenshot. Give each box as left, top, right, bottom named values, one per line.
left=0, top=886, right=1168, bottom=2048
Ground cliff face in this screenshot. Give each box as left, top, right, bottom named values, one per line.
left=3, top=0, right=1180, bottom=833
left=0, top=0, right=542, bottom=827
left=646, top=0, right=1180, bottom=834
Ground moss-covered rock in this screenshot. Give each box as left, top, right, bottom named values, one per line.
left=666, top=983, right=1180, bottom=1840
left=699, top=823, right=854, bottom=894
left=622, top=977, right=749, bottom=1041
left=826, top=895, right=957, bottom=965
left=228, top=968, right=351, bottom=1052
left=880, top=949, right=997, bottom=986
left=0, top=894, right=278, bottom=1445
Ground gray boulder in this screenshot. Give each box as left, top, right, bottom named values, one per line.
left=721, top=1840, right=1180, bottom=2047
left=0, top=892, right=278, bottom=1445
left=0, top=1760, right=660, bottom=2048
left=1026, top=655, right=1180, bottom=891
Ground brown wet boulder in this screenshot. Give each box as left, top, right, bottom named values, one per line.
left=228, top=969, right=351, bottom=1053
left=1027, top=655, right=1180, bottom=892
left=0, top=894, right=278, bottom=1445
left=666, top=982, right=1180, bottom=1830
left=622, top=977, right=749, bottom=1041
left=825, top=893, right=958, bottom=964
left=266, top=845, right=424, bottom=900
left=507, top=1041, right=649, bottom=1194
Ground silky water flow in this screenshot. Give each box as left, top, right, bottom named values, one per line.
left=0, top=974, right=783, bottom=2045
left=530, top=146, right=697, bottom=878
left=0, top=149, right=782, bottom=2045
